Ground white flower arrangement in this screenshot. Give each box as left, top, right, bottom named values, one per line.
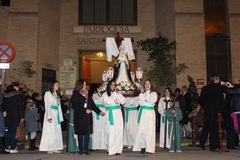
left=98, top=81, right=142, bottom=93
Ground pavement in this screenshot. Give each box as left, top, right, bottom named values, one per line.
left=0, top=130, right=239, bottom=160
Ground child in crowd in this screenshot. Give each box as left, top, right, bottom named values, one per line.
left=25, top=100, right=40, bottom=151
left=31, top=92, right=45, bottom=129
left=165, top=100, right=183, bottom=152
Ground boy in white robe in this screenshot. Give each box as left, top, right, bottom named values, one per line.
left=123, top=97, right=139, bottom=149
left=92, top=89, right=107, bottom=150
left=158, top=88, right=172, bottom=149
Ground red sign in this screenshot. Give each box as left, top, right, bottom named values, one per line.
left=197, top=79, right=204, bottom=85
left=0, top=42, right=16, bottom=63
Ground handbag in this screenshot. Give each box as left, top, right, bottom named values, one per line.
left=15, top=124, right=26, bottom=142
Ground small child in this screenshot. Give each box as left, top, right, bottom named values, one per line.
left=25, top=100, right=40, bottom=151
left=165, top=100, right=183, bottom=152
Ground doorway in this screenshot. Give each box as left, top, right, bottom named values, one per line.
left=79, top=51, right=136, bottom=93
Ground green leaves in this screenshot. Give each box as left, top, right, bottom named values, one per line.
left=137, top=33, right=188, bottom=89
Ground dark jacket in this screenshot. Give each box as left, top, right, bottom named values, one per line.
left=222, top=84, right=240, bottom=113
left=183, top=91, right=192, bottom=114
left=2, top=90, right=24, bottom=127
left=175, top=94, right=186, bottom=114
left=199, top=83, right=225, bottom=117
left=71, top=90, right=101, bottom=135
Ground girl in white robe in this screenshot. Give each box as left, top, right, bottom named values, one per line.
left=39, top=81, right=64, bottom=154
left=102, top=80, right=126, bottom=155
left=123, top=97, right=139, bottom=149
left=133, top=79, right=158, bottom=154
left=92, top=90, right=107, bottom=150
left=158, top=88, right=172, bottom=149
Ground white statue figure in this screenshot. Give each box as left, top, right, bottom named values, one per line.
left=112, top=45, right=134, bottom=86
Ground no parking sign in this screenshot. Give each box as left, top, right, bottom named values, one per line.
left=0, top=42, right=16, bottom=63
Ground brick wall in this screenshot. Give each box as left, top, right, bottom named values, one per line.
left=228, top=0, right=240, bottom=84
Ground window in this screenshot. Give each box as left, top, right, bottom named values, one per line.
left=1, top=0, right=10, bottom=6
left=204, top=0, right=231, bottom=80
left=41, top=68, right=56, bottom=94
left=79, top=0, right=137, bottom=25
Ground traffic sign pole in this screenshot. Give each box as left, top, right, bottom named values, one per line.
left=1, top=69, right=5, bottom=89
left=0, top=42, right=16, bottom=88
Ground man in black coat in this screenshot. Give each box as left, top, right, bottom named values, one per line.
left=181, top=86, right=192, bottom=125
left=198, top=74, right=225, bottom=151
left=174, top=88, right=186, bottom=122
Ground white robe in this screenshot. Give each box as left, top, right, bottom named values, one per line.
left=40, top=91, right=63, bottom=151
left=123, top=97, right=139, bottom=147
left=92, top=93, right=107, bottom=150
left=133, top=90, right=157, bottom=153
left=102, top=91, right=126, bottom=155
left=158, top=96, right=171, bottom=148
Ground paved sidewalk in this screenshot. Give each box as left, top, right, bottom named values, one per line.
left=0, top=131, right=239, bottom=160
left=0, top=146, right=239, bottom=160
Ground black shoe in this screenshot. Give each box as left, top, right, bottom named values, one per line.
left=28, top=148, right=36, bottom=151
left=0, top=150, right=10, bottom=154
left=199, top=145, right=205, bottom=150
left=227, top=146, right=236, bottom=150
left=115, top=153, right=120, bottom=155
left=141, top=148, right=146, bottom=154
left=210, top=148, right=219, bottom=152
left=83, top=151, right=90, bottom=155
left=79, top=151, right=83, bottom=155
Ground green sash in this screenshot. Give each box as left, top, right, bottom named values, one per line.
left=96, top=104, right=104, bottom=120
left=106, top=105, right=121, bottom=126
left=137, top=106, right=154, bottom=123
left=125, top=107, right=137, bottom=123
left=51, top=105, right=60, bottom=124
left=162, top=116, right=165, bottom=123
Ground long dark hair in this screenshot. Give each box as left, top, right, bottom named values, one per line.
left=49, top=80, right=60, bottom=97
left=74, top=79, right=85, bottom=90
left=143, top=79, right=154, bottom=91
left=106, top=80, right=115, bottom=97
left=6, top=82, right=20, bottom=93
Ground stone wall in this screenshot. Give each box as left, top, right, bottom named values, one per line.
left=36, top=0, right=61, bottom=92
left=228, top=0, right=240, bottom=84
left=174, top=0, right=206, bottom=89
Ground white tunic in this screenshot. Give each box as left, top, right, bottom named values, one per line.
left=158, top=96, right=171, bottom=148
left=123, top=97, right=139, bottom=147
left=92, top=93, right=107, bottom=150
left=102, top=91, right=126, bottom=155
left=39, top=91, right=64, bottom=151
left=133, top=90, right=157, bottom=153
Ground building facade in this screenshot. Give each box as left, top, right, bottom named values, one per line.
left=0, top=0, right=239, bottom=94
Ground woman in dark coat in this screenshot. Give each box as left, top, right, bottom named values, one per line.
left=2, top=82, right=24, bottom=153
left=71, top=79, right=105, bottom=155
